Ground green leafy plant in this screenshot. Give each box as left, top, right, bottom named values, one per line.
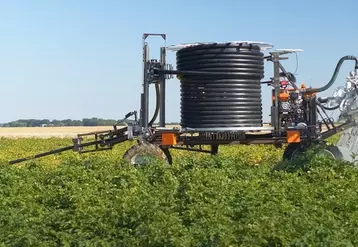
left=0, top=137, right=358, bottom=246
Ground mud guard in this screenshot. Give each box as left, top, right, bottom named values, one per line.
left=283, top=142, right=343, bottom=162
left=122, top=142, right=172, bottom=165
left=336, top=125, right=358, bottom=163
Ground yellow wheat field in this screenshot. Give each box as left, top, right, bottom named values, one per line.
left=0, top=125, right=180, bottom=138
left=0, top=126, right=116, bottom=138
left=0, top=124, right=309, bottom=138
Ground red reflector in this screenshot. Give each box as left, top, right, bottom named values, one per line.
left=280, top=80, right=289, bottom=86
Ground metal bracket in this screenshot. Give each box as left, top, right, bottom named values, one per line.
left=143, top=33, right=166, bottom=41
left=275, top=48, right=304, bottom=53
left=147, top=59, right=161, bottom=84
left=72, top=137, right=83, bottom=152
left=116, top=111, right=138, bottom=126
left=127, top=125, right=134, bottom=140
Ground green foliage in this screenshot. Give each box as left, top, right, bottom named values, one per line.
left=326, top=133, right=342, bottom=145
left=1, top=138, right=358, bottom=245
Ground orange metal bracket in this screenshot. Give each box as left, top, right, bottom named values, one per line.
left=161, top=133, right=177, bottom=145
left=287, top=130, right=301, bottom=143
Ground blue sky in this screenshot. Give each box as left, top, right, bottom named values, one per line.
left=0, top=0, right=357, bottom=123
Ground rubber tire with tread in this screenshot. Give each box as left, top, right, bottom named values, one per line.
left=283, top=143, right=343, bottom=162
left=123, top=142, right=168, bottom=166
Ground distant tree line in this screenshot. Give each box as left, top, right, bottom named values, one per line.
left=0, top=118, right=181, bottom=127
left=1, top=118, right=118, bottom=127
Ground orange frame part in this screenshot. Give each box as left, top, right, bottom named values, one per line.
left=287, top=130, right=301, bottom=143
left=161, top=133, right=177, bottom=145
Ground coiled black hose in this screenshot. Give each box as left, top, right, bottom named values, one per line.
left=176, top=43, right=265, bottom=129
left=306, top=55, right=358, bottom=93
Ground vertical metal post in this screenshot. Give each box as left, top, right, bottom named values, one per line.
left=272, top=53, right=281, bottom=136
left=159, top=47, right=166, bottom=127
left=309, top=96, right=317, bottom=132
left=140, top=93, right=145, bottom=127
left=140, top=33, right=166, bottom=129
left=142, top=40, right=150, bottom=128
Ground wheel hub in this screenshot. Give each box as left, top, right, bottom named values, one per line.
left=130, top=153, right=151, bottom=165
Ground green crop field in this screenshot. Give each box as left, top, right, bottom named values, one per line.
left=1, top=134, right=358, bottom=246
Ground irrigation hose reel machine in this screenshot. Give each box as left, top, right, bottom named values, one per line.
left=8, top=33, right=358, bottom=165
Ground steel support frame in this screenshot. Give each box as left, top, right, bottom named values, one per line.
left=138, top=34, right=357, bottom=153
left=141, top=39, right=149, bottom=128
left=159, top=47, right=166, bottom=127
left=271, top=53, right=282, bottom=136
left=140, top=33, right=166, bottom=129
left=265, top=52, right=298, bottom=137
left=173, top=137, right=286, bottom=147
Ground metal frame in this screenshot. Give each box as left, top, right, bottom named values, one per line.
left=141, top=33, right=167, bottom=129
left=8, top=33, right=358, bottom=165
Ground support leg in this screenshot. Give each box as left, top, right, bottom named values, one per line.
left=211, top=145, right=219, bottom=155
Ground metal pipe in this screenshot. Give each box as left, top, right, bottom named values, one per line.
left=159, top=47, right=166, bottom=127
left=140, top=93, right=144, bottom=127
left=142, top=42, right=150, bottom=128
left=320, top=121, right=355, bottom=140
left=272, top=53, right=281, bottom=136
left=170, top=146, right=213, bottom=154
left=9, top=145, right=75, bottom=164
left=8, top=135, right=129, bottom=165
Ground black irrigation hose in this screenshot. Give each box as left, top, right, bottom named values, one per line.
left=148, top=81, right=160, bottom=126
left=176, top=42, right=265, bottom=128
left=306, top=55, right=358, bottom=93
left=321, top=104, right=340, bottom=111
left=317, top=97, right=340, bottom=110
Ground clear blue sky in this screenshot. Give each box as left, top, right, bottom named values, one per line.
left=0, top=0, right=357, bottom=123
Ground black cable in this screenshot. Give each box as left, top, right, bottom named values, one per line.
left=318, top=102, right=340, bottom=111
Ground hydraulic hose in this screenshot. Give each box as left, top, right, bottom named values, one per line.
left=305, top=55, right=358, bottom=93
left=319, top=103, right=340, bottom=111
left=317, top=96, right=340, bottom=110
left=148, top=81, right=160, bottom=126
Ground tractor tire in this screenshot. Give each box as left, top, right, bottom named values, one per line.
left=123, top=142, right=169, bottom=166
left=282, top=143, right=304, bottom=162
left=283, top=142, right=343, bottom=162
left=318, top=145, right=343, bottom=160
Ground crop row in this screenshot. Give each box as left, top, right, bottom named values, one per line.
left=0, top=136, right=357, bottom=246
